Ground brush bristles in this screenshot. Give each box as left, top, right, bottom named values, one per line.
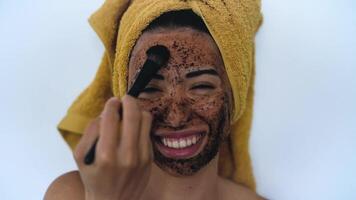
left=146, top=45, right=170, bottom=66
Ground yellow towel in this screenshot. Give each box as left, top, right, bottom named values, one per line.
left=58, top=0, right=262, bottom=191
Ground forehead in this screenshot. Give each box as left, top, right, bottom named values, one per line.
left=130, top=27, right=223, bottom=65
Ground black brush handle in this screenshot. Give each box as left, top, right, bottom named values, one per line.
left=127, top=60, right=161, bottom=97
left=83, top=45, right=169, bottom=165
left=84, top=138, right=98, bottom=165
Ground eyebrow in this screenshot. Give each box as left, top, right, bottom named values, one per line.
left=185, top=69, right=219, bottom=78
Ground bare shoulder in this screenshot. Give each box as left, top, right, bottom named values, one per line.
left=44, top=170, right=84, bottom=200
left=218, top=177, right=266, bottom=200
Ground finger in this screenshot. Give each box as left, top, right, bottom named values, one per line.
left=96, top=97, right=122, bottom=162
left=73, top=117, right=100, bottom=168
left=118, top=95, right=142, bottom=166
left=138, top=111, right=153, bottom=165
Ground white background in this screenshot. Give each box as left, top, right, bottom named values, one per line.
left=0, top=0, right=355, bottom=199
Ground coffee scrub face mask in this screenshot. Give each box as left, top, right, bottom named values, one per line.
left=128, top=27, right=234, bottom=176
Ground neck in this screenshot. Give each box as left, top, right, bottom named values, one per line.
left=143, top=156, right=220, bottom=200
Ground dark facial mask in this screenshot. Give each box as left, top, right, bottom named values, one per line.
left=128, top=28, right=232, bottom=176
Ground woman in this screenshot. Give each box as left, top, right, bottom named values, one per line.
left=45, top=0, right=263, bottom=199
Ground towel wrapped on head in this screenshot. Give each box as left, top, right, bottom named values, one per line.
left=58, top=0, right=262, bottom=191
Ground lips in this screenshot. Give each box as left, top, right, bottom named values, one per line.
left=152, top=129, right=207, bottom=159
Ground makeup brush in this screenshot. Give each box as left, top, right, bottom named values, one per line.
left=84, top=45, right=170, bottom=165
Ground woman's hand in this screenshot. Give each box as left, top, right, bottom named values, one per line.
left=73, top=95, right=153, bottom=200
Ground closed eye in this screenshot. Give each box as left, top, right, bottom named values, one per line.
left=190, top=84, right=215, bottom=90
left=141, top=87, right=161, bottom=93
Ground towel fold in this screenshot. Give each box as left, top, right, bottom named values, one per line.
left=58, top=0, right=262, bottom=190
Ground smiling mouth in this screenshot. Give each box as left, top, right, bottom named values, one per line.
left=152, top=130, right=207, bottom=159
left=158, top=133, right=203, bottom=148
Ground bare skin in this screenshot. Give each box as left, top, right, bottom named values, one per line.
left=44, top=27, right=264, bottom=200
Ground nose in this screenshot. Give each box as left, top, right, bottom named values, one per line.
left=164, top=98, right=191, bottom=128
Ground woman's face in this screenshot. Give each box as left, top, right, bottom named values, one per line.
left=128, top=27, right=232, bottom=176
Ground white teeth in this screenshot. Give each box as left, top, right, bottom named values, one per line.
left=179, top=139, right=187, bottom=148
left=172, top=141, right=179, bottom=148
left=192, top=136, right=197, bottom=144
left=187, top=138, right=192, bottom=146
left=161, top=134, right=203, bottom=149
left=167, top=140, right=173, bottom=147
left=162, top=138, right=167, bottom=146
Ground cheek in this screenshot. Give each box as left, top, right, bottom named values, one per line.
left=191, top=93, right=225, bottom=121
left=137, top=99, right=165, bottom=118
left=137, top=99, right=158, bottom=112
